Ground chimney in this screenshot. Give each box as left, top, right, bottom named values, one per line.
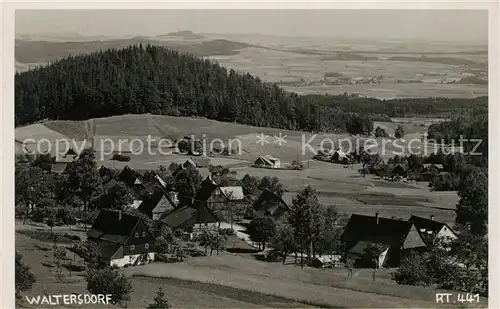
left=118, top=210, right=122, bottom=221
left=375, top=212, right=379, bottom=224
left=430, top=215, right=435, bottom=221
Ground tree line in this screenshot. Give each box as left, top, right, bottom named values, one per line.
left=15, top=44, right=372, bottom=134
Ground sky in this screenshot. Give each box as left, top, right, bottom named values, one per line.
left=15, top=9, right=488, bottom=43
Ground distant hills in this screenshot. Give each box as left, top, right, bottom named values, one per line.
left=15, top=36, right=252, bottom=65
left=156, top=30, right=205, bottom=40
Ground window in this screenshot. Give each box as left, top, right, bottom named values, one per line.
left=142, top=232, right=146, bottom=237
left=135, top=233, right=139, bottom=238
left=130, top=245, right=135, bottom=251
left=145, top=243, right=149, bottom=249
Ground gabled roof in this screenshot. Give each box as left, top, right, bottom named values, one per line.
left=138, top=188, right=175, bottom=217
left=348, top=240, right=391, bottom=255
left=408, top=215, right=456, bottom=246
left=161, top=206, right=198, bottom=229
left=219, top=186, right=244, bottom=201
left=255, top=156, right=274, bottom=166
left=253, top=189, right=290, bottom=220
left=423, top=163, right=444, bottom=170
left=118, top=165, right=143, bottom=187
left=191, top=175, right=218, bottom=209
left=87, top=209, right=142, bottom=245
left=161, top=204, right=218, bottom=229
left=341, top=214, right=421, bottom=249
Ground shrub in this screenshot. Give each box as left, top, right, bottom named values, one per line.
left=63, top=233, right=81, bottom=241
left=155, top=253, right=170, bottom=263
left=111, top=154, right=131, bottom=162
left=184, top=247, right=206, bottom=257
left=218, top=228, right=235, bottom=236
left=393, top=254, right=432, bottom=286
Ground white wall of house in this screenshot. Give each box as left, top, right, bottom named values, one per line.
left=435, top=225, right=457, bottom=243
left=377, top=247, right=390, bottom=268
left=110, top=252, right=155, bottom=268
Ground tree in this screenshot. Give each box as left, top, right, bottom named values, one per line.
left=374, top=126, right=388, bottom=138
left=60, top=148, right=104, bottom=230
left=15, top=252, right=36, bottom=298
left=147, top=287, right=171, bottom=309
left=258, top=176, right=284, bottom=197
left=288, top=185, right=324, bottom=267
left=362, top=244, right=387, bottom=281
left=395, top=125, right=405, bottom=138
left=240, top=174, right=260, bottom=197
left=174, top=165, right=203, bottom=206
left=270, top=222, right=298, bottom=264
left=104, top=181, right=135, bottom=210
left=247, top=216, right=277, bottom=251
left=316, top=206, right=342, bottom=257
left=456, top=167, right=488, bottom=236
left=85, top=266, right=133, bottom=305
left=53, top=246, right=67, bottom=273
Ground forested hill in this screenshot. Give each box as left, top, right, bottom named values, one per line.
left=15, top=44, right=373, bottom=134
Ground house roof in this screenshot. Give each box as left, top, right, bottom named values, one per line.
left=87, top=209, right=142, bottom=245
left=118, top=165, right=143, bottom=187
left=348, top=241, right=391, bottom=255
left=341, top=214, right=417, bottom=248
left=423, top=163, right=444, bottom=170
left=161, top=204, right=218, bottom=229
left=219, top=186, right=244, bottom=201
left=95, top=240, right=121, bottom=260
left=253, top=189, right=290, bottom=220
left=255, top=156, right=274, bottom=166
left=191, top=175, right=218, bottom=209
left=161, top=206, right=198, bottom=229
left=409, top=215, right=455, bottom=246
left=138, top=188, right=175, bottom=217
left=50, top=162, right=69, bottom=174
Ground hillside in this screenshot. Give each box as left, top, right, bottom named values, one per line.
left=15, top=44, right=373, bottom=134
left=157, top=30, right=205, bottom=40
left=15, top=37, right=252, bottom=64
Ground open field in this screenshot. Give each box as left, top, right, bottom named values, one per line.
left=126, top=252, right=486, bottom=308
left=207, top=47, right=487, bottom=99
left=15, top=114, right=459, bottom=224
left=15, top=231, right=316, bottom=309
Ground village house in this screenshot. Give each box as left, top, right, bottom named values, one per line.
left=161, top=194, right=220, bottom=238
left=138, top=187, right=176, bottom=220
left=208, top=186, right=245, bottom=206
left=253, top=189, right=290, bottom=222
left=87, top=209, right=156, bottom=268
left=421, top=163, right=444, bottom=181
left=341, top=213, right=427, bottom=268
left=254, top=155, right=281, bottom=169
left=408, top=215, right=457, bottom=247
left=118, top=165, right=147, bottom=197
left=331, top=149, right=348, bottom=164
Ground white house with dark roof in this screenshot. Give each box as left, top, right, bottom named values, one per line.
left=87, top=209, right=156, bottom=267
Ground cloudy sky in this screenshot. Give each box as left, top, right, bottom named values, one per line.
left=16, top=9, right=488, bottom=43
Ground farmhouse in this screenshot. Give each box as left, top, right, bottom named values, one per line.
left=253, top=189, right=290, bottom=222
left=87, top=209, right=156, bottom=268
left=119, top=166, right=145, bottom=190
left=138, top=188, right=176, bottom=220
left=254, top=155, right=281, bottom=169
left=341, top=213, right=426, bottom=268
left=421, top=163, right=444, bottom=181
left=409, top=215, right=457, bottom=247
left=161, top=202, right=219, bottom=237
left=331, top=149, right=348, bottom=164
